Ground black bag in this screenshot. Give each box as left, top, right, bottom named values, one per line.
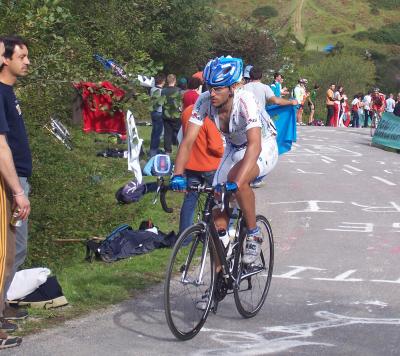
left=115, top=181, right=147, bottom=204
left=8, top=276, right=68, bottom=309
left=86, top=224, right=131, bottom=262
left=86, top=224, right=178, bottom=263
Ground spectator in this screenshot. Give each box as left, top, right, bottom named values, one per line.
left=394, top=100, right=400, bottom=117
left=351, top=94, right=362, bottom=128
left=386, top=93, right=395, bottom=113
left=182, top=76, right=201, bottom=110
left=243, top=65, right=253, bottom=84
left=244, top=67, right=298, bottom=111
left=334, top=86, right=345, bottom=127
left=307, top=84, right=319, bottom=125
left=177, top=77, right=188, bottom=92
left=270, top=72, right=289, bottom=98
left=0, top=35, right=33, bottom=348
left=294, top=79, right=308, bottom=125
left=179, top=104, right=224, bottom=233
left=149, top=74, right=166, bottom=157
left=362, top=91, right=372, bottom=127
left=161, top=74, right=182, bottom=154
left=326, top=83, right=335, bottom=126
left=192, top=63, right=204, bottom=84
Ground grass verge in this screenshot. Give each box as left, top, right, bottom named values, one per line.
left=17, top=122, right=183, bottom=335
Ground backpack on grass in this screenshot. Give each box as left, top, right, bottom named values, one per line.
left=86, top=224, right=131, bottom=262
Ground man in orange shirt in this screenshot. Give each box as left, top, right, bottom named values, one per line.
left=179, top=104, right=224, bottom=233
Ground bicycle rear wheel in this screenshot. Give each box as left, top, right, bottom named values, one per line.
left=233, top=215, right=274, bottom=318
left=370, top=115, right=377, bottom=137
left=164, top=224, right=215, bottom=340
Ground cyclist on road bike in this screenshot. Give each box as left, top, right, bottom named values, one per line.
left=371, top=87, right=386, bottom=122
left=170, top=56, right=296, bottom=264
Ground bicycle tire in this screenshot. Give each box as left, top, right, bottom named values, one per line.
left=164, top=224, right=215, bottom=340
left=370, top=114, right=377, bottom=137
left=233, top=215, right=274, bottom=318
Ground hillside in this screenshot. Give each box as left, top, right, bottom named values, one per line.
left=215, top=0, right=400, bottom=55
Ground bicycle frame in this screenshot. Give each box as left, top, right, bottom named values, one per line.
left=160, top=182, right=268, bottom=295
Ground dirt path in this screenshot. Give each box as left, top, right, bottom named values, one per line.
left=293, top=0, right=305, bottom=43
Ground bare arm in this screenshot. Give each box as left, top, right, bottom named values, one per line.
left=230, top=127, right=261, bottom=188
left=0, top=134, right=30, bottom=219
left=173, top=122, right=201, bottom=175
left=268, top=96, right=298, bottom=106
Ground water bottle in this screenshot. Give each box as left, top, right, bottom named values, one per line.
left=218, top=229, right=230, bottom=249
left=228, top=206, right=239, bottom=240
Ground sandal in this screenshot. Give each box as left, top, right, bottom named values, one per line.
left=0, top=331, right=22, bottom=349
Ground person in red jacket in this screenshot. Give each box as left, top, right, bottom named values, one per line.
left=179, top=104, right=224, bottom=233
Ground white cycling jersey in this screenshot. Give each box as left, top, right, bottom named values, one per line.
left=189, top=87, right=276, bottom=147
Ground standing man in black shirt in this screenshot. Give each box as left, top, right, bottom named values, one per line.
left=0, top=36, right=32, bottom=333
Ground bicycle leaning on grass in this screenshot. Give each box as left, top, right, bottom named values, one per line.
left=158, top=181, right=274, bottom=340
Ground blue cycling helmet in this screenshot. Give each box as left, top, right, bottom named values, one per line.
left=203, top=56, right=243, bottom=87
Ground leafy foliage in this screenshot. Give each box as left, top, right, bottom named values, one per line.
left=252, top=6, right=278, bottom=19
left=353, top=23, right=400, bottom=45
left=297, top=54, right=376, bottom=120
left=210, top=14, right=278, bottom=71
left=367, top=0, right=400, bottom=10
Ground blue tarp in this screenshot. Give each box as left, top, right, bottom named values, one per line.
left=323, top=44, right=335, bottom=53
left=266, top=105, right=297, bottom=155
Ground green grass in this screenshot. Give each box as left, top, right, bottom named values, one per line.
left=18, top=120, right=184, bottom=334
left=215, top=0, right=400, bottom=54
left=17, top=248, right=172, bottom=335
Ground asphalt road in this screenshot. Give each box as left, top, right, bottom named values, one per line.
left=5, top=127, right=400, bottom=356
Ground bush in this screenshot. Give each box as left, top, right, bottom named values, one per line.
left=368, top=0, right=400, bottom=10
left=210, top=15, right=278, bottom=72
left=252, top=6, right=278, bottom=19
left=297, top=54, right=376, bottom=120
left=353, top=23, right=400, bottom=44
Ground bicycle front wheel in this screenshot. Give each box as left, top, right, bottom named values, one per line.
left=233, top=215, right=274, bottom=318
left=164, top=224, right=215, bottom=340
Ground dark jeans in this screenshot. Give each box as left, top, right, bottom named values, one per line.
left=326, top=105, right=334, bottom=126
left=363, top=110, right=371, bottom=127
left=179, top=170, right=216, bottom=234
left=163, top=118, right=181, bottom=153
left=149, top=111, right=163, bottom=157
left=351, top=111, right=360, bottom=128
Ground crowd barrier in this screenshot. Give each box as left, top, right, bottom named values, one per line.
left=372, top=112, right=400, bottom=151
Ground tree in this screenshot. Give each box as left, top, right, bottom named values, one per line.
left=298, top=54, right=376, bottom=119
left=210, top=15, right=278, bottom=72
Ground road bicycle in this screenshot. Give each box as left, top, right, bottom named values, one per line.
left=158, top=181, right=274, bottom=340
left=370, top=110, right=381, bottom=137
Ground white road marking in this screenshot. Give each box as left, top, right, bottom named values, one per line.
left=321, top=155, right=336, bottom=162
left=304, top=148, right=316, bottom=153
left=314, top=270, right=363, bottom=282
left=351, top=160, right=360, bottom=163
left=377, top=161, right=385, bottom=165
left=343, top=169, right=355, bottom=175
left=371, top=278, right=400, bottom=284
left=372, top=176, right=396, bottom=186
left=321, top=159, right=331, bottom=164
left=198, top=312, right=400, bottom=356
left=384, top=170, right=393, bottom=174
left=297, top=169, right=324, bottom=175
left=344, top=164, right=363, bottom=172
